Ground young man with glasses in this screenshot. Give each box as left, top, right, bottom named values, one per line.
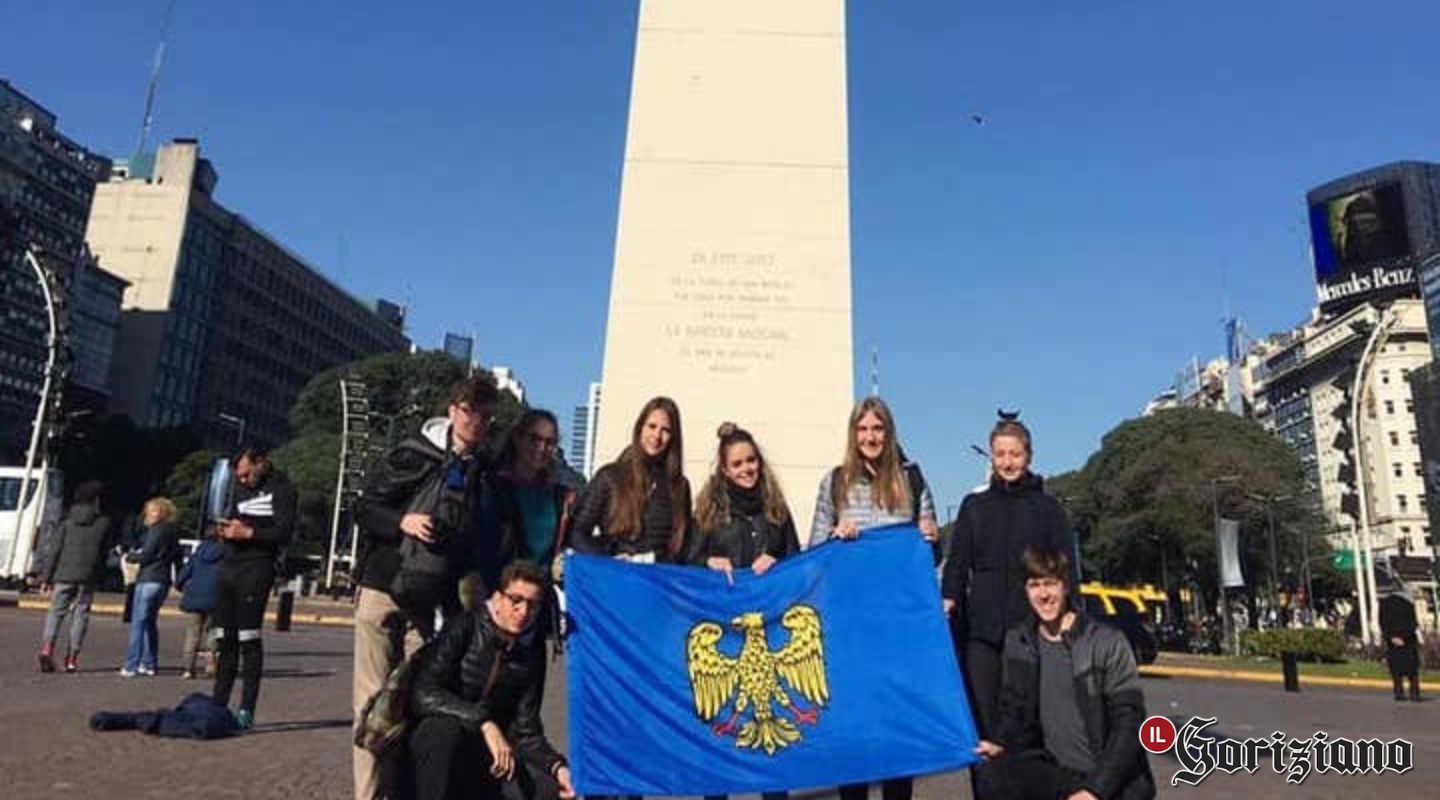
left=973, top=545, right=1156, bottom=800
left=408, top=560, right=575, bottom=800
left=351, top=376, right=501, bottom=800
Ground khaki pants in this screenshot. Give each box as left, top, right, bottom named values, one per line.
left=353, top=587, right=433, bottom=800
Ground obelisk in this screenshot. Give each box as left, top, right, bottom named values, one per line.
left=595, top=0, right=854, bottom=535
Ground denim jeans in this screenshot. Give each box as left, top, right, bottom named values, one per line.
left=124, top=581, right=169, bottom=671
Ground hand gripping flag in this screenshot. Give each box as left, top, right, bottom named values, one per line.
left=565, top=525, right=980, bottom=796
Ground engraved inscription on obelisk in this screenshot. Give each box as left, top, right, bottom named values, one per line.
left=596, top=0, right=854, bottom=534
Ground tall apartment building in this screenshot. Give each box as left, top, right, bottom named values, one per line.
left=0, top=80, right=126, bottom=459
left=569, top=382, right=601, bottom=478
left=1253, top=300, right=1432, bottom=557
left=86, top=139, right=409, bottom=449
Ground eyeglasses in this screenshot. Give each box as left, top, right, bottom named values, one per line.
left=502, top=591, right=541, bottom=610
left=455, top=404, right=497, bottom=424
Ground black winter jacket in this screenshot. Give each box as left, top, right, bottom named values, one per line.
left=942, top=473, right=1076, bottom=646
left=131, top=521, right=180, bottom=586
left=409, top=606, right=566, bottom=776
left=694, top=493, right=800, bottom=568
left=221, top=469, right=297, bottom=572
left=993, top=613, right=1156, bottom=800
left=354, top=421, right=491, bottom=594
left=43, top=503, right=111, bottom=584
left=566, top=460, right=694, bottom=563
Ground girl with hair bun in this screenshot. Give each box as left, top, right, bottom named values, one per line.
left=693, top=422, right=800, bottom=587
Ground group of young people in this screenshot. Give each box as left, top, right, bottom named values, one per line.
left=34, top=447, right=298, bottom=735
left=350, top=374, right=1156, bottom=800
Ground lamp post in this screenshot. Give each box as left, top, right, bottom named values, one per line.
left=1210, top=474, right=1241, bottom=654
left=1247, top=492, right=1293, bottom=626
left=216, top=412, right=246, bottom=448
left=5, top=248, right=59, bottom=580
left=1351, top=306, right=1399, bottom=646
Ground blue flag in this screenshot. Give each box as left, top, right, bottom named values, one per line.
left=566, top=525, right=980, bottom=796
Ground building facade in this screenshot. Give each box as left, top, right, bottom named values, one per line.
left=86, top=139, right=409, bottom=449
left=569, top=381, right=601, bottom=479
left=0, top=80, right=126, bottom=460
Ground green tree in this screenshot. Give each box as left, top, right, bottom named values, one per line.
left=162, top=448, right=222, bottom=535
left=273, top=351, right=525, bottom=554
left=1062, top=408, right=1340, bottom=613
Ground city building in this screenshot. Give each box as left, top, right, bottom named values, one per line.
left=489, top=366, right=524, bottom=404
left=569, top=382, right=601, bottom=479
left=0, top=80, right=126, bottom=460
left=86, top=139, right=409, bottom=449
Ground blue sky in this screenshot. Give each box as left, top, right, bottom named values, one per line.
left=8, top=1, right=1439, bottom=513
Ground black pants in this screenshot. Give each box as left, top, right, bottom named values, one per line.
left=962, top=639, right=1004, bottom=800
left=409, top=716, right=552, bottom=800
left=838, top=779, right=911, bottom=800
left=991, top=750, right=1089, bottom=800
left=212, top=560, right=275, bottom=713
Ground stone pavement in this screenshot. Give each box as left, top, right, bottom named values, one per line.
left=3, top=604, right=1437, bottom=799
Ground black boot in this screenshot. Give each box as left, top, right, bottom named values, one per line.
left=1410, top=677, right=1423, bottom=703
left=1394, top=678, right=1407, bottom=701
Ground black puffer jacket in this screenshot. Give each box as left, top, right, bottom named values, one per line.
left=43, top=502, right=111, bottom=584
left=408, top=605, right=565, bottom=776
left=941, top=472, right=1076, bottom=646
left=694, top=484, right=799, bottom=567
left=992, top=613, right=1156, bottom=800
left=566, top=459, right=694, bottom=563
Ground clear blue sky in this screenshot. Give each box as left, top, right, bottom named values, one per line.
left=9, top=1, right=1439, bottom=513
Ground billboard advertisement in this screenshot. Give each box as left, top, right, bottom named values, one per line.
left=1309, top=182, right=1419, bottom=313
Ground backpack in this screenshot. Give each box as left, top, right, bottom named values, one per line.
left=354, top=645, right=426, bottom=756
left=389, top=447, right=475, bottom=612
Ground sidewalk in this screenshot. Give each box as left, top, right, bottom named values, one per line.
left=1141, top=651, right=1416, bottom=692
left=0, top=589, right=356, bottom=627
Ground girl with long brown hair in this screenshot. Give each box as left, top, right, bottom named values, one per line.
left=693, top=422, right=799, bottom=584
left=567, top=396, right=694, bottom=563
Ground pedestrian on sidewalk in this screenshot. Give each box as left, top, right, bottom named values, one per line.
left=121, top=497, right=180, bottom=677
left=212, top=446, right=297, bottom=731
left=1379, top=584, right=1424, bottom=702
left=351, top=376, right=497, bottom=800
left=177, top=525, right=225, bottom=679
left=37, top=480, right=111, bottom=673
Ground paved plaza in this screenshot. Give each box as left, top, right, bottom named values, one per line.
left=1, top=602, right=1436, bottom=799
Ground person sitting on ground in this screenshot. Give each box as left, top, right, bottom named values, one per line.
left=407, top=560, right=575, bottom=800
left=975, top=545, right=1155, bottom=800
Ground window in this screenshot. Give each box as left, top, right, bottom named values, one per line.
left=1412, top=430, right=1420, bottom=445
left=1407, top=398, right=1415, bottom=414
left=1394, top=463, right=1404, bottom=478
left=1417, top=463, right=1425, bottom=477
left=1398, top=495, right=1409, bottom=512
left=1385, top=399, right=1395, bottom=415
left=1382, top=370, right=1391, bottom=385
left=1391, top=431, right=1401, bottom=446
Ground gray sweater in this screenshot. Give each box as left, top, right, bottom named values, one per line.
left=43, top=503, right=111, bottom=584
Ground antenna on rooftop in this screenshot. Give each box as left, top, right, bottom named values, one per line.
left=135, top=0, right=178, bottom=157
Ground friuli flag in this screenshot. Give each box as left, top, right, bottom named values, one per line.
left=565, top=525, right=981, bottom=796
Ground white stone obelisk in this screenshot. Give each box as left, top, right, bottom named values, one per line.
left=595, top=0, right=854, bottom=536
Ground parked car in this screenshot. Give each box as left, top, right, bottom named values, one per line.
left=1080, top=584, right=1159, bottom=665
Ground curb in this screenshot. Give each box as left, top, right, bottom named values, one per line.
left=1141, top=663, right=1395, bottom=691
left=14, top=598, right=355, bottom=628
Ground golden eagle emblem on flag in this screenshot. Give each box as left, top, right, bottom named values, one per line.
left=685, top=604, right=829, bottom=755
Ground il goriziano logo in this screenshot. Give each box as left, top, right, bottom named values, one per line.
left=1138, top=716, right=1414, bottom=786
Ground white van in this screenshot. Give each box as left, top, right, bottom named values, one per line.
left=0, top=466, right=64, bottom=581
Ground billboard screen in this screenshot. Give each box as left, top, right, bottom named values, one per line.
left=1309, top=182, right=1411, bottom=280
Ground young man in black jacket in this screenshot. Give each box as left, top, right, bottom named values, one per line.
left=975, top=545, right=1155, bottom=800
left=351, top=376, right=499, bottom=800
left=408, top=560, right=575, bottom=800
left=212, top=446, right=297, bottom=730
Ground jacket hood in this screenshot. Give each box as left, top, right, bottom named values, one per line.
left=421, top=417, right=451, bottom=451
left=67, top=502, right=101, bottom=525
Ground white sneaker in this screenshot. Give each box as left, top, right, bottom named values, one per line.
left=118, top=668, right=136, bottom=678
left=137, top=666, right=156, bottom=676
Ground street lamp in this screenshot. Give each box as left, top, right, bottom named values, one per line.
left=1210, top=474, right=1242, bottom=654
left=1247, top=491, right=1293, bottom=627
left=5, top=248, right=59, bottom=579
left=216, top=412, right=247, bottom=448
left=1350, top=306, right=1400, bottom=646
